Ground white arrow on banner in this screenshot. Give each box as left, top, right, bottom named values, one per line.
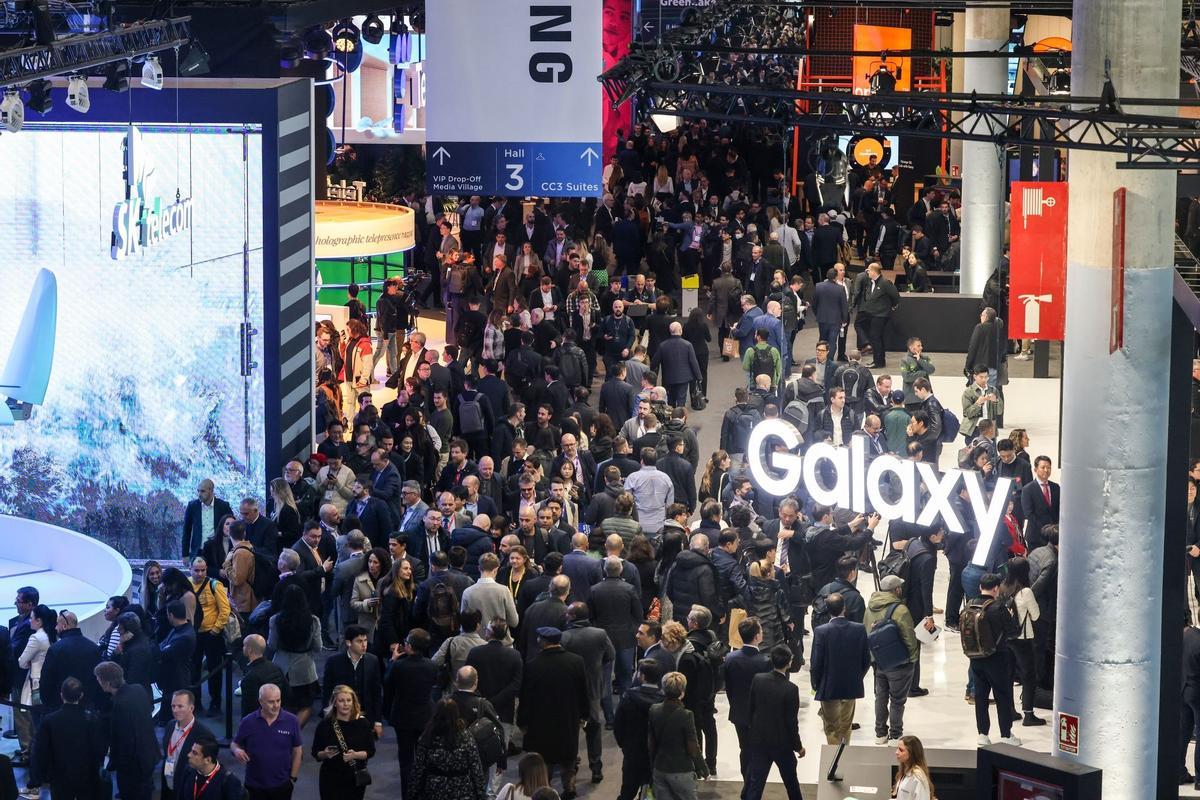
left=580, top=147, right=599, bottom=166
left=432, top=147, right=451, bottom=165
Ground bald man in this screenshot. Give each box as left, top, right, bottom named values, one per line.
left=39, top=609, right=101, bottom=711
left=182, top=479, right=232, bottom=558
left=562, top=533, right=603, bottom=603
left=650, top=319, right=702, bottom=408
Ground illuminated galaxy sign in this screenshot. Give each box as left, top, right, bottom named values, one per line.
left=746, top=419, right=1013, bottom=567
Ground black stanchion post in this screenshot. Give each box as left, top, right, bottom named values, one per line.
left=223, top=650, right=234, bottom=743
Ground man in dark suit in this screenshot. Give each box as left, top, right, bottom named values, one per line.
left=240, top=498, right=280, bottom=557
left=38, top=611, right=100, bottom=713
left=809, top=593, right=871, bottom=746
left=384, top=629, right=439, bottom=792
left=346, top=475, right=395, bottom=550
left=517, top=575, right=571, bottom=661
left=291, top=522, right=335, bottom=619
left=874, top=207, right=902, bottom=270
left=722, top=616, right=772, bottom=785
left=855, top=262, right=901, bottom=368
left=161, top=689, right=205, bottom=799
left=518, top=627, right=590, bottom=798
left=613, top=659, right=665, bottom=800
left=924, top=199, right=960, bottom=258
left=810, top=213, right=842, bottom=277
left=744, top=644, right=806, bottom=800
left=466, top=620, right=523, bottom=730
left=33, top=676, right=106, bottom=800
left=321, top=625, right=383, bottom=736
left=540, top=365, right=572, bottom=422
left=599, top=363, right=638, bottom=429
left=409, top=509, right=451, bottom=573
left=239, top=634, right=286, bottom=720
left=156, top=602, right=196, bottom=721
left=462, top=476, right=499, bottom=518
left=588, top=558, right=643, bottom=725
left=369, top=449, right=403, bottom=524
left=812, top=267, right=849, bottom=354
left=175, top=737, right=243, bottom=800
left=182, top=480, right=233, bottom=559
left=561, top=534, right=602, bottom=603
left=1021, top=455, right=1061, bottom=549
left=96, top=661, right=159, bottom=800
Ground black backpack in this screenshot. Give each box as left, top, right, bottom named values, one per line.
left=428, top=582, right=459, bottom=637
left=470, top=713, right=506, bottom=766
left=250, top=549, right=279, bottom=603
left=733, top=406, right=762, bottom=453
left=458, top=395, right=486, bottom=435
left=867, top=603, right=911, bottom=671
left=750, top=346, right=775, bottom=380
left=559, top=346, right=586, bottom=388
left=877, top=549, right=911, bottom=582
left=841, top=366, right=865, bottom=404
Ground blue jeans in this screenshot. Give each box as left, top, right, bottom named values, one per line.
left=961, top=563, right=986, bottom=695
left=601, top=647, right=636, bottom=724
left=818, top=323, right=840, bottom=350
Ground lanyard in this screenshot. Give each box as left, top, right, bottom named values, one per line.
left=193, top=765, right=220, bottom=800
left=167, top=721, right=193, bottom=759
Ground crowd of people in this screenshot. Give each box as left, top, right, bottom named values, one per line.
left=0, top=120, right=1090, bottom=800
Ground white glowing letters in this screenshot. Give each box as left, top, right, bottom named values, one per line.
left=746, top=419, right=1012, bottom=567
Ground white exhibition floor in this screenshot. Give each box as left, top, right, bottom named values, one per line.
left=0, top=556, right=107, bottom=624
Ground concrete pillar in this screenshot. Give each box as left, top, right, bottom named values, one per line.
left=1055, top=0, right=1178, bottom=793
left=958, top=7, right=1008, bottom=295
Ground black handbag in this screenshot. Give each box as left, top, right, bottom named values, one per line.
left=690, top=385, right=707, bottom=411
left=332, top=719, right=373, bottom=787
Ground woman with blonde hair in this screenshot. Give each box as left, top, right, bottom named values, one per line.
left=892, top=735, right=934, bottom=800
left=269, top=477, right=302, bottom=541
left=312, top=685, right=376, bottom=799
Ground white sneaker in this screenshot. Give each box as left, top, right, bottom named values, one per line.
left=977, top=734, right=992, bottom=747
left=874, top=736, right=888, bottom=745
left=886, top=739, right=901, bottom=748
left=1000, top=735, right=1023, bottom=747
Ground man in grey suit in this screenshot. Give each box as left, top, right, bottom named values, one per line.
left=460, top=553, right=519, bottom=643
left=332, top=531, right=369, bottom=638
left=395, top=481, right=429, bottom=539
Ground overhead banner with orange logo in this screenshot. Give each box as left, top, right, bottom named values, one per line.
left=852, top=25, right=911, bottom=96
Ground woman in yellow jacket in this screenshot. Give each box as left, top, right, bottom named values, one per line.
left=190, top=557, right=232, bottom=716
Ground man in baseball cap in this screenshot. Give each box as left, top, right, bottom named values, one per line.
left=863, top=572, right=919, bottom=746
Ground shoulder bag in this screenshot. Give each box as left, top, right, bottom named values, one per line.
left=332, top=719, right=373, bottom=787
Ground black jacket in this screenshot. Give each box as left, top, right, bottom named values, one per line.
left=658, top=452, right=697, bottom=512
left=613, top=683, right=664, bottom=776
left=722, top=645, right=771, bottom=726
left=805, top=523, right=873, bottom=591
left=240, top=657, right=287, bottom=721
left=157, top=623, right=196, bottom=700
left=176, top=765, right=244, bottom=800
left=517, top=646, right=589, bottom=764
left=904, top=538, right=938, bottom=623
left=107, top=683, right=160, bottom=775
left=599, top=376, right=638, bottom=429
left=745, top=576, right=791, bottom=650
left=1021, top=480, right=1060, bottom=549
left=588, top=576, right=643, bottom=651
left=809, top=617, right=870, bottom=701
left=815, top=577, right=865, bottom=624
left=120, top=634, right=157, bottom=697
left=749, top=670, right=803, bottom=752
left=161, top=717, right=207, bottom=796
left=465, top=640, right=523, bottom=723
left=39, top=628, right=101, bottom=711
left=517, top=597, right=568, bottom=662
left=33, top=702, right=105, bottom=789
left=183, top=497, right=233, bottom=558
left=321, top=652, right=383, bottom=725
left=383, top=654, right=437, bottom=731
left=964, top=318, right=1006, bottom=373
left=665, top=550, right=720, bottom=624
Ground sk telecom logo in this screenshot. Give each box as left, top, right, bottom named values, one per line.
left=111, top=126, right=194, bottom=259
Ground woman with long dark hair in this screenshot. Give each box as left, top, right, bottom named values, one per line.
left=496, top=752, right=550, bottom=800
left=312, top=685, right=376, bottom=800
left=15, top=604, right=56, bottom=767
left=376, top=558, right=415, bottom=660
left=698, top=451, right=730, bottom=503
left=268, top=583, right=322, bottom=725
left=410, top=699, right=487, bottom=800
left=202, top=514, right=237, bottom=587
left=156, top=567, right=196, bottom=640
left=628, top=535, right=659, bottom=615
left=746, top=543, right=791, bottom=650
left=351, top=548, right=391, bottom=644
left=588, top=414, right=616, bottom=464
left=139, top=560, right=163, bottom=622
left=1000, top=556, right=1044, bottom=727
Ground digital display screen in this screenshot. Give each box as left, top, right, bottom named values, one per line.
left=0, top=126, right=265, bottom=557
left=998, top=769, right=1065, bottom=800
left=839, top=134, right=901, bottom=170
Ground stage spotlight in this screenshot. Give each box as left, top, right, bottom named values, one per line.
left=362, top=13, right=385, bottom=45
left=869, top=60, right=900, bottom=95
left=178, top=41, right=211, bottom=77
left=66, top=75, right=89, bottom=113
left=103, top=60, right=129, bottom=92
left=332, top=18, right=360, bottom=55
left=649, top=112, right=679, bottom=134
left=27, top=79, right=51, bottom=114
left=303, top=26, right=333, bottom=60
left=1, top=90, right=24, bottom=133
left=141, top=55, right=163, bottom=90
left=1045, top=68, right=1071, bottom=95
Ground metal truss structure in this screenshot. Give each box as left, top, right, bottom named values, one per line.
left=0, top=17, right=191, bottom=88
left=630, top=80, right=1200, bottom=168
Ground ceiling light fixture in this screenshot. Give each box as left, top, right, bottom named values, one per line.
left=362, top=13, right=386, bottom=45
left=141, top=55, right=163, bottom=90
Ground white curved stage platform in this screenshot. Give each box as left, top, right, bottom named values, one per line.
left=0, top=516, right=132, bottom=639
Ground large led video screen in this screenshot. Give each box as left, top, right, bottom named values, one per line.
left=0, top=125, right=265, bottom=558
